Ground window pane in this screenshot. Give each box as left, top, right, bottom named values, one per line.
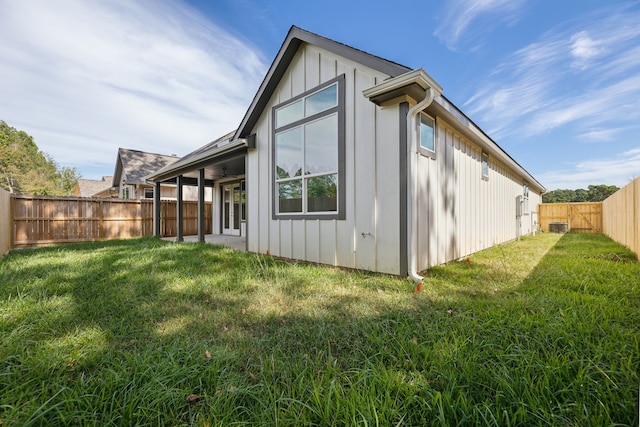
left=276, top=99, right=303, bottom=128
left=482, top=153, right=489, bottom=177
left=305, top=84, right=337, bottom=116
left=305, top=114, right=338, bottom=175
left=278, top=180, right=302, bottom=213
left=420, top=114, right=435, bottom=152
left=307, top=174, right=337, bottom=212
left=275, top=127, right=303, bottom=179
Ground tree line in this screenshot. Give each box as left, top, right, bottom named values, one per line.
left=1, top=119, right=622, bottom=201
left=0, top=120, right=80, bottom=195
left=542, top=185, right=619, bottom=203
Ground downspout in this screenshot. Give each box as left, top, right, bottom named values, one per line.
left=406, top=87, right=435, bottom=284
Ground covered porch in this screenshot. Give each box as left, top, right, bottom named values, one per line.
left=146, top=131, right=252, bottom=246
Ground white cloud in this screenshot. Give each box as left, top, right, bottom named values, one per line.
left=434, top=0, right=526, bottom=51
left=539, top=148, right=640, bottom=190
left=580, top=128, right=624, bottom=143
left=464, top=3, right=640, bottom=140
left=524, top=74, right=640, bottom=135
left=569, top=31, right=603, bottom=69
left=0, top=0, right=267, bottom=179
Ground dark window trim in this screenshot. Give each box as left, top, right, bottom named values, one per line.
left=271, top=74, right=346, bottom=220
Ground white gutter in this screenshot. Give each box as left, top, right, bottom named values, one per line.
left=406, top=88, right=435, bottom=284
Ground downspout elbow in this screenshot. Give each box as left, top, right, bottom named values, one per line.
left=406, top=87, right=435, bottom=284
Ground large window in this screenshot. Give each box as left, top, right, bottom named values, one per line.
left=419, top=113, right=435, bottom=157
left=273, top=76, right=345, bottom=219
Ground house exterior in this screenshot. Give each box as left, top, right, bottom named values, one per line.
left=114, top=148, right=212, bottom=201
left=148, top=26, right=545, bottom=278
left=74, top=176, right=117, bottom=198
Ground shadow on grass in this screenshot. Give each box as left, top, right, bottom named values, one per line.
left=0, top=233, right=638, bottom=425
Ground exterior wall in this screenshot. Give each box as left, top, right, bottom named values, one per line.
left=212, top=177, right=246, bottom=235
left=247, top=43, right=402, bottom=274
left=160, top=185, right=177, bottom=199
left=117, top=184, right=208, bottom=201
left=177, top=185, right=212, bottom=202
left=415, top=117, right=542, bottom=271
left=246, top=42, right=543, bottom=275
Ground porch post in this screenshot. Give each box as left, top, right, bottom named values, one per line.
left=198, top=168, right=205, bottom=243
left=176, top=175, right=184, bottom=242
left=153, top=181, right=161, bottom=237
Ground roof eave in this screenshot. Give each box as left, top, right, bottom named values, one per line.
left=235, top=26, right=411, bottom=139
left=363, top=70, right=545, bottom=193
left=146, top=138, right=248, bottom=182
left=431, top=96, right=546, bottom=193
left=363, top=68, right=443, bottom=105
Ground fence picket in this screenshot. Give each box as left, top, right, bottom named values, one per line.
left=10, top=195, right=212, bottom=248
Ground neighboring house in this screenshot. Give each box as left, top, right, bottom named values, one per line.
left=113, top=148, right=178, bottom=199
left=113, top=148, right=212, bottom=201
left=74, top=176, right=117, bottom=198
left=148, top=26, right=545, bottom=279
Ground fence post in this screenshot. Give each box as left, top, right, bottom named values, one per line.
left=153, top=182, right=160, bottom=237
left=635, top=178, right=639, bottom=259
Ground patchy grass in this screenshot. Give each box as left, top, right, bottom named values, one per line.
left=0, top=233, right=638, bottom=426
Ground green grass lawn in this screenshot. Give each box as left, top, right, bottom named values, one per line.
left=0, top=233, right=638, bottom=426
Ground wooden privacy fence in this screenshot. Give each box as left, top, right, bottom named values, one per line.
left=538, top=202, right=603, bottom=233
left=11, top=195, right=212, bottom=248
left=602, top=177, right=639, bottom=259
left=0, top=188, right=11, bottom=257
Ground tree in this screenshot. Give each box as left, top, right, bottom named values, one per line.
left=542, top=185, right=620, bottom=203
left=57, top=166, right=82, bottom=196
left=0, top=120, right=81, bottom=195
left=586, top=185, right=619, bottom=202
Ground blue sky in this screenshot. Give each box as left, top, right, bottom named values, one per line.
left=1, top=0, right=638, bottom=190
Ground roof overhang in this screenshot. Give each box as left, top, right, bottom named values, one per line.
left=363, top=69, right=545, bottom=194
left=430, top=96, right=546, bottom=193
left=146, top=137, right=250, bottom=183
left=235, top=26, right=411, bottom=139
left=363, top=68, right=443, bottom=105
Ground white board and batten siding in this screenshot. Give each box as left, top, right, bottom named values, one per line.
left=246, top=44, right=403, bottom=274
left=246, top=42, right=542, bottom=275
left=415, top=118, right=542, bottom=271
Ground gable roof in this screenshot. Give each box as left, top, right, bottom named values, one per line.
left=75, top=176, right=114, bottom=197
left=148, top=26, right=410, bottom=183
left=148, top=25, right=544, bottom=192
left=235, top=26, right=411, bottom=139
left=114, top=148, right=179, bottom=186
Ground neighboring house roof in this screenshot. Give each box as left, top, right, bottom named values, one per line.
left=114, top=148, right=179, bottom=187
left=75, top=176, right=114, bottom=197
left=149, top=25, right=544, bottom=192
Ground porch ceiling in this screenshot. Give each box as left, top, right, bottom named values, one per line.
left=178, top=155, right=245, bottom=181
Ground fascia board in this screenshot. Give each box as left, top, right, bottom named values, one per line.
left=362, top=68, right=443, bottom=103
left=236, top=26, right=411, bottom=139
left=147, top=139, right=247, bottom=182
left=432, top=96, right=546, bottom=193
